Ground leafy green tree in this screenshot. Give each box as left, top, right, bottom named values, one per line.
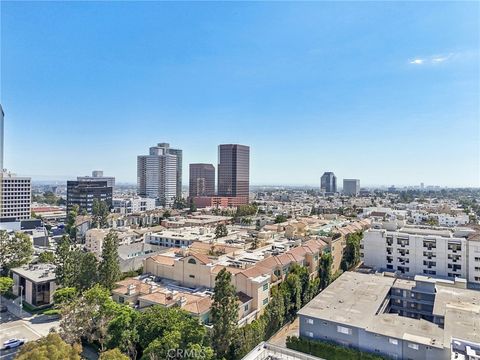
left=283, top=271, right=302, bottom=320
left=341, top=232, right=362, bottom=271
left=214, top=224, right=228, bottom=239
left=0, top=231, right=33, bottom=275
left=141, top=330, right=182, bottom=360
left=99, top=348, right=129, bottom=360
left=54, top=236, right=78, bottom=287
left=65, top=204, right=79, bottom=240
left=53, top=287, right=77, bottom=306
left=162, top=210, right=171, bottom=219
left=98, top=231, right=121, bottom=290
left=274, top=215, right=288, bottom=224
left=60, top=284, right=119, bottom=350
left=319, top=253, right=333, bottom=290
left=211, top=268, right=239, bottom=359
left=92, top=199, right=110, bottom=228
left=15, top=333, right=82, bottom=360
left=107, top=305, right=139, bottom=359
left=78, top=252, right=99, bottom=290
left=0, top=276, right=13, bottom=295
left=263, top=286, right=285, bottom=339
left=38, top=251, right=55, bottom=263
left=188, top=197, right=197, bottom=213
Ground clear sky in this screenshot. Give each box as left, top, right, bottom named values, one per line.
left=1, top=1, right=479, bottom=187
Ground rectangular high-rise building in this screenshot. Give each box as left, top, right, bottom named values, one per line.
left=0, top=171, right=31, bottom=221
left=67, top=180, right=112, bottom=215
left=217, top=144, right=250, bottom=197
left=137, top=143, right=178, bottom=207
left=343, top=179, right=360, bottom=196
left=320, top=171, right=337, bottom=194
left=189, top=163, right=215, bottom=198
left=77, top=170, right=115, bottom=189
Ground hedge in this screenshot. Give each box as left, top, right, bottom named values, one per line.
left=286, top=336, right=386, bottom=360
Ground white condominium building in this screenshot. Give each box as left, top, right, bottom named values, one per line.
left=113, top=197, right=156, bottom=214
left=361, top=225, right=480, bottom=287
left=137, top=145, right=178, bottom=207
left=0, top=171, right=31, bottom=221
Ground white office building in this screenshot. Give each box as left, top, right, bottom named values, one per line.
left=0, top=171, right=32, bottom=221
left=137, top=144, right=179, bottom=207
left=361, top=224, right=480, bottom=287
left=113, top=197, right=156, bottom=214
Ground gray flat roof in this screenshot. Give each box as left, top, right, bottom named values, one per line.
left=298, top=272, right=394, bottom=329
left=11, top=264, right=56, bottom=283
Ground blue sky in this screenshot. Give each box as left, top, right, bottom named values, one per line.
left=1, top=1, right=479, bottom=187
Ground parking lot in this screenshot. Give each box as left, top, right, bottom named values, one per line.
left=0, top=311, right=42, bottom=360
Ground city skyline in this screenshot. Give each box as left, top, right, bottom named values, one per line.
left=1, top=1, right=479, bottom=187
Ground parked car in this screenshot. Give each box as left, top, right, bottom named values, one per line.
left=3, top=338, right=25, bottom=350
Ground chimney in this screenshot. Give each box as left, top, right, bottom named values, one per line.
left=177, top=296, right=187, bottom=308
left=127, top=284, right=136, bottom=296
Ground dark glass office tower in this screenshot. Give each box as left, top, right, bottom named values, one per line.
left=189, top=163, right=215, bottom=198
left=67, top=180, right=112, bottom=214
left=217, top=144, right=250, bottom=197
left=320, top=172, right=337, bottom=194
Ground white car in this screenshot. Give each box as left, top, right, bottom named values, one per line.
left=3, top=338, right=25, bottom=350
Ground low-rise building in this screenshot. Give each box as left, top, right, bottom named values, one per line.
left=11, top=264, right=57, bottom=308
left=112, top=197, right=156, bottom=215
left=298, top=271, right=480, bottom=360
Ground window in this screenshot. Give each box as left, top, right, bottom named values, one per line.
left=408, top=343, right=419, bottom=350
left=306, top=318, right=314, bottom=325
left=306, top=331, right=314, bottom=338
left=189, top=274, right=195, bottom=278
left=337, top=326, right=352, bottom=335
left=263, top=283, right=269, bottom=291
left=119, top=296, right=124, bottom=304
left=244, top=304, right=249, bottom=312
left=188, top=258, right=197, bottom=264
left=389, top=338, right=398, bottom=345
left=263, top=298, right=269, bottom=305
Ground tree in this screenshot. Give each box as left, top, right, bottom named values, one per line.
left=78, top=252, right=99, bottom=290
left=214, top=224, right=228, bottom=239
left=0, top=276, right=13, bottom=295
left=98, top=231, right=121, bottom=290
left=319, top=253, right=333, bottom=290
left=99, top=348, right=129, bottom=360
left=54, top=236, right=79, bottom=288
left=162, top=210, right=171, bottom=219
left=341, top=232, right=362, bottom=271
left=263, top=286, right=285, bottom=339
left=92, top=199, right=110, bottom=229
left=15, top=333, right=82, bottom=360
left=107, top=305, right=139, bottom=360
left=60, top=285, right=119, bottom=351
left=38, top=251, right=55, bottom=263
left=0, top=231, right=33, bottom=275
left=53, top=287, right=77, bottom=306
left=65, top=204, right=79, bottom=240
left=211, top=268, right=239, bottom=359
left=274, top=215, right=288, bottom=224
left=188, top=198, right=197, bottom=214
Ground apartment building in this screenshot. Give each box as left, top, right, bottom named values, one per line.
left=85, top=228, right=139, bottom=255
left=145, top=228, right=216, bottom=248
left=298, top=272, right=480, bottom=360
left=0, top=171, right=32, bottom=221
left=143, top=238, right=327, bottom=323
left=137, top=143, right=179, bottom=207
left=361, top=225, right=480, bottom=286
left=112, top=197, right=156, bottom=214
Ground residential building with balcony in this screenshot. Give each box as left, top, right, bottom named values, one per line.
left=361, top=225, right=480, bottom=286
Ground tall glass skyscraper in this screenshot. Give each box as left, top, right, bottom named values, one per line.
left=320, top=172, right=337, bottom=194
left=217, top=144, right=250, bottom=197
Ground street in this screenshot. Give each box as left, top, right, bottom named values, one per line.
left=0, top=298, right=60, bottom=360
